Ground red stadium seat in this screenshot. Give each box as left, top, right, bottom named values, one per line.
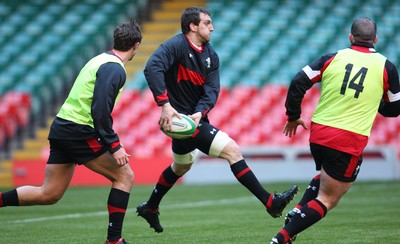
left=0, top=113, right=6, bottom=147
left=230, top=85, right=258, bottom=107
left=2, top=92, right=31, bottom=128
left=209, top=98, right=239, bottom=127
left=219, top=87, right=229, bottom=100
left=110, top=84, right=400, bottom=157
left=260, top=84, right=287, bottom=106
left=112, top=89, right=140, bottom=117
left=0, top=101, right=17, bottom=138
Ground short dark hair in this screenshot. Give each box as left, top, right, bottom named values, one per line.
left=181, top=6, right=211, bottom=34
left=351, top=16, right=377, bottom=42
left=113, top=19, right=142, bottom=51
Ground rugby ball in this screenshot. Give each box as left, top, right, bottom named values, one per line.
left=162, top=114, right=196, bottom=139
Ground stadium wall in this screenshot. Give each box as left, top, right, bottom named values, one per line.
left=183, top=145, right=400, bottom=184
left=12, top=146, right=399, bottom=186
left=12, top=156, right=174, bottom=186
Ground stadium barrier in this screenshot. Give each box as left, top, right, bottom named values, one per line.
left=183, top=145, right=400, bottom=184
left=12, top=156, right=174, bottom=186
left=12, top=145, right=398, bottom=186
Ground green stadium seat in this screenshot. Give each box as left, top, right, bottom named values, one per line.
left=0, top=76, right=14, bottom=95
left=203, top=0, right=399, bottom=88
left=126, top=74, right=148, bottom=90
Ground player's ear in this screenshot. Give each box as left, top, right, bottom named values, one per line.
left=189, top=23, right=197, bottom=32
left=373, top=35, right=378, bottom=45
left=349, top=34, right=354, bottom=44
left=133, top=42, right=140, bottom=50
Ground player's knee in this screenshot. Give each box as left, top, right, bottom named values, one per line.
left=172, top=162, right=192, bottom=176
left=172, top=150, right=197, bottom=175
left=121, top=167, right=134, bottom=188
left=109, top=169, right=134, bottom=192
left=209, top=131, right=242, bottom=163
left=221, top=140, right=243, bottom=163
left=227, top=140, right=241, bottom=155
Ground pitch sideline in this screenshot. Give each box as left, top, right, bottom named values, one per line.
left=8, top=196, right=255, bottom=224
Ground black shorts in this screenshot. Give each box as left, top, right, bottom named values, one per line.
left=172, top=121, right=219, bottom=155
left=47, top=137, right=108, bottom=165
left=310, top=142, right=363, bottom=182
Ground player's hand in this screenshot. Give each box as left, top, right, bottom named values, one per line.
left=189, top=112, right=202, bottom=127
left=112, top=146, right=130, bottom=167
left=283, top=118, right=308, bottom=137
left=159, top=103, right=180, bottom=132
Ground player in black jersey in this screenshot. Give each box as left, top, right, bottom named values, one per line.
left=136, top=6, right=298, bottom=233
left=0, top=20, right=142, bottom=244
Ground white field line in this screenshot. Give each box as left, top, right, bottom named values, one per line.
left=8, top=196, right=255, bottom=224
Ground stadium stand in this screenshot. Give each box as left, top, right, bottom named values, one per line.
left=0, top=91, right=31, bottom=186
left=1, top=0, right=400, bottom=186
left=1, top=0, right=148, bottom=116
left=124, top=0, right=206, bottom=90
left=0, top=0, right=150, bottom=186
left=121, top=0, right=400, bottom=157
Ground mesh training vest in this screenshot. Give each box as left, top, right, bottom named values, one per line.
left=312, top=48, right=386, bottom=136
left=57, top=53, right=125, bottom=127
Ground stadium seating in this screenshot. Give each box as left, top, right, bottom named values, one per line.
left=117, top=0, right=400, bottom=158
left=128, top=0, right=400, bottom=87
left=124, top=0, right=206, bottom=89
left=113, top=83, right=400, bottom=158
left=0, top=92, right=31, bottom=160
left=209, top=0, right=400, bottom=85
left=0, top=0, right=149, bottom=160
left=0, top=0, right=148, bottom=122
left=2, top=0, right=400, bottom=169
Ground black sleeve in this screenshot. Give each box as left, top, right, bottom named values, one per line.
left=285, top=53, right=335, bottom=121
left=144, top=37, right=179, bottom=106
left=378, top=100, right=400, bottom=117
left=285, top=71, right=314, bottom=121
left=378, top=60, right=400, bottom=117
left=92, top=62, right=126, bottom=153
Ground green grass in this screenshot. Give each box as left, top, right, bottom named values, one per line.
left=1, top=181, right=399, bottom=243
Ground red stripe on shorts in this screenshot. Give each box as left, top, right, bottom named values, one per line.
left=344, top=155, right=359, bottom=178
left=86, top=137, right=102, bottom=153
left=192, top=129, right=200, bottom=138
left=111, top=141, right=120, bottom=149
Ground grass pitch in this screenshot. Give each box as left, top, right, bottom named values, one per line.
left=1, top=181, right=399, bottom=243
